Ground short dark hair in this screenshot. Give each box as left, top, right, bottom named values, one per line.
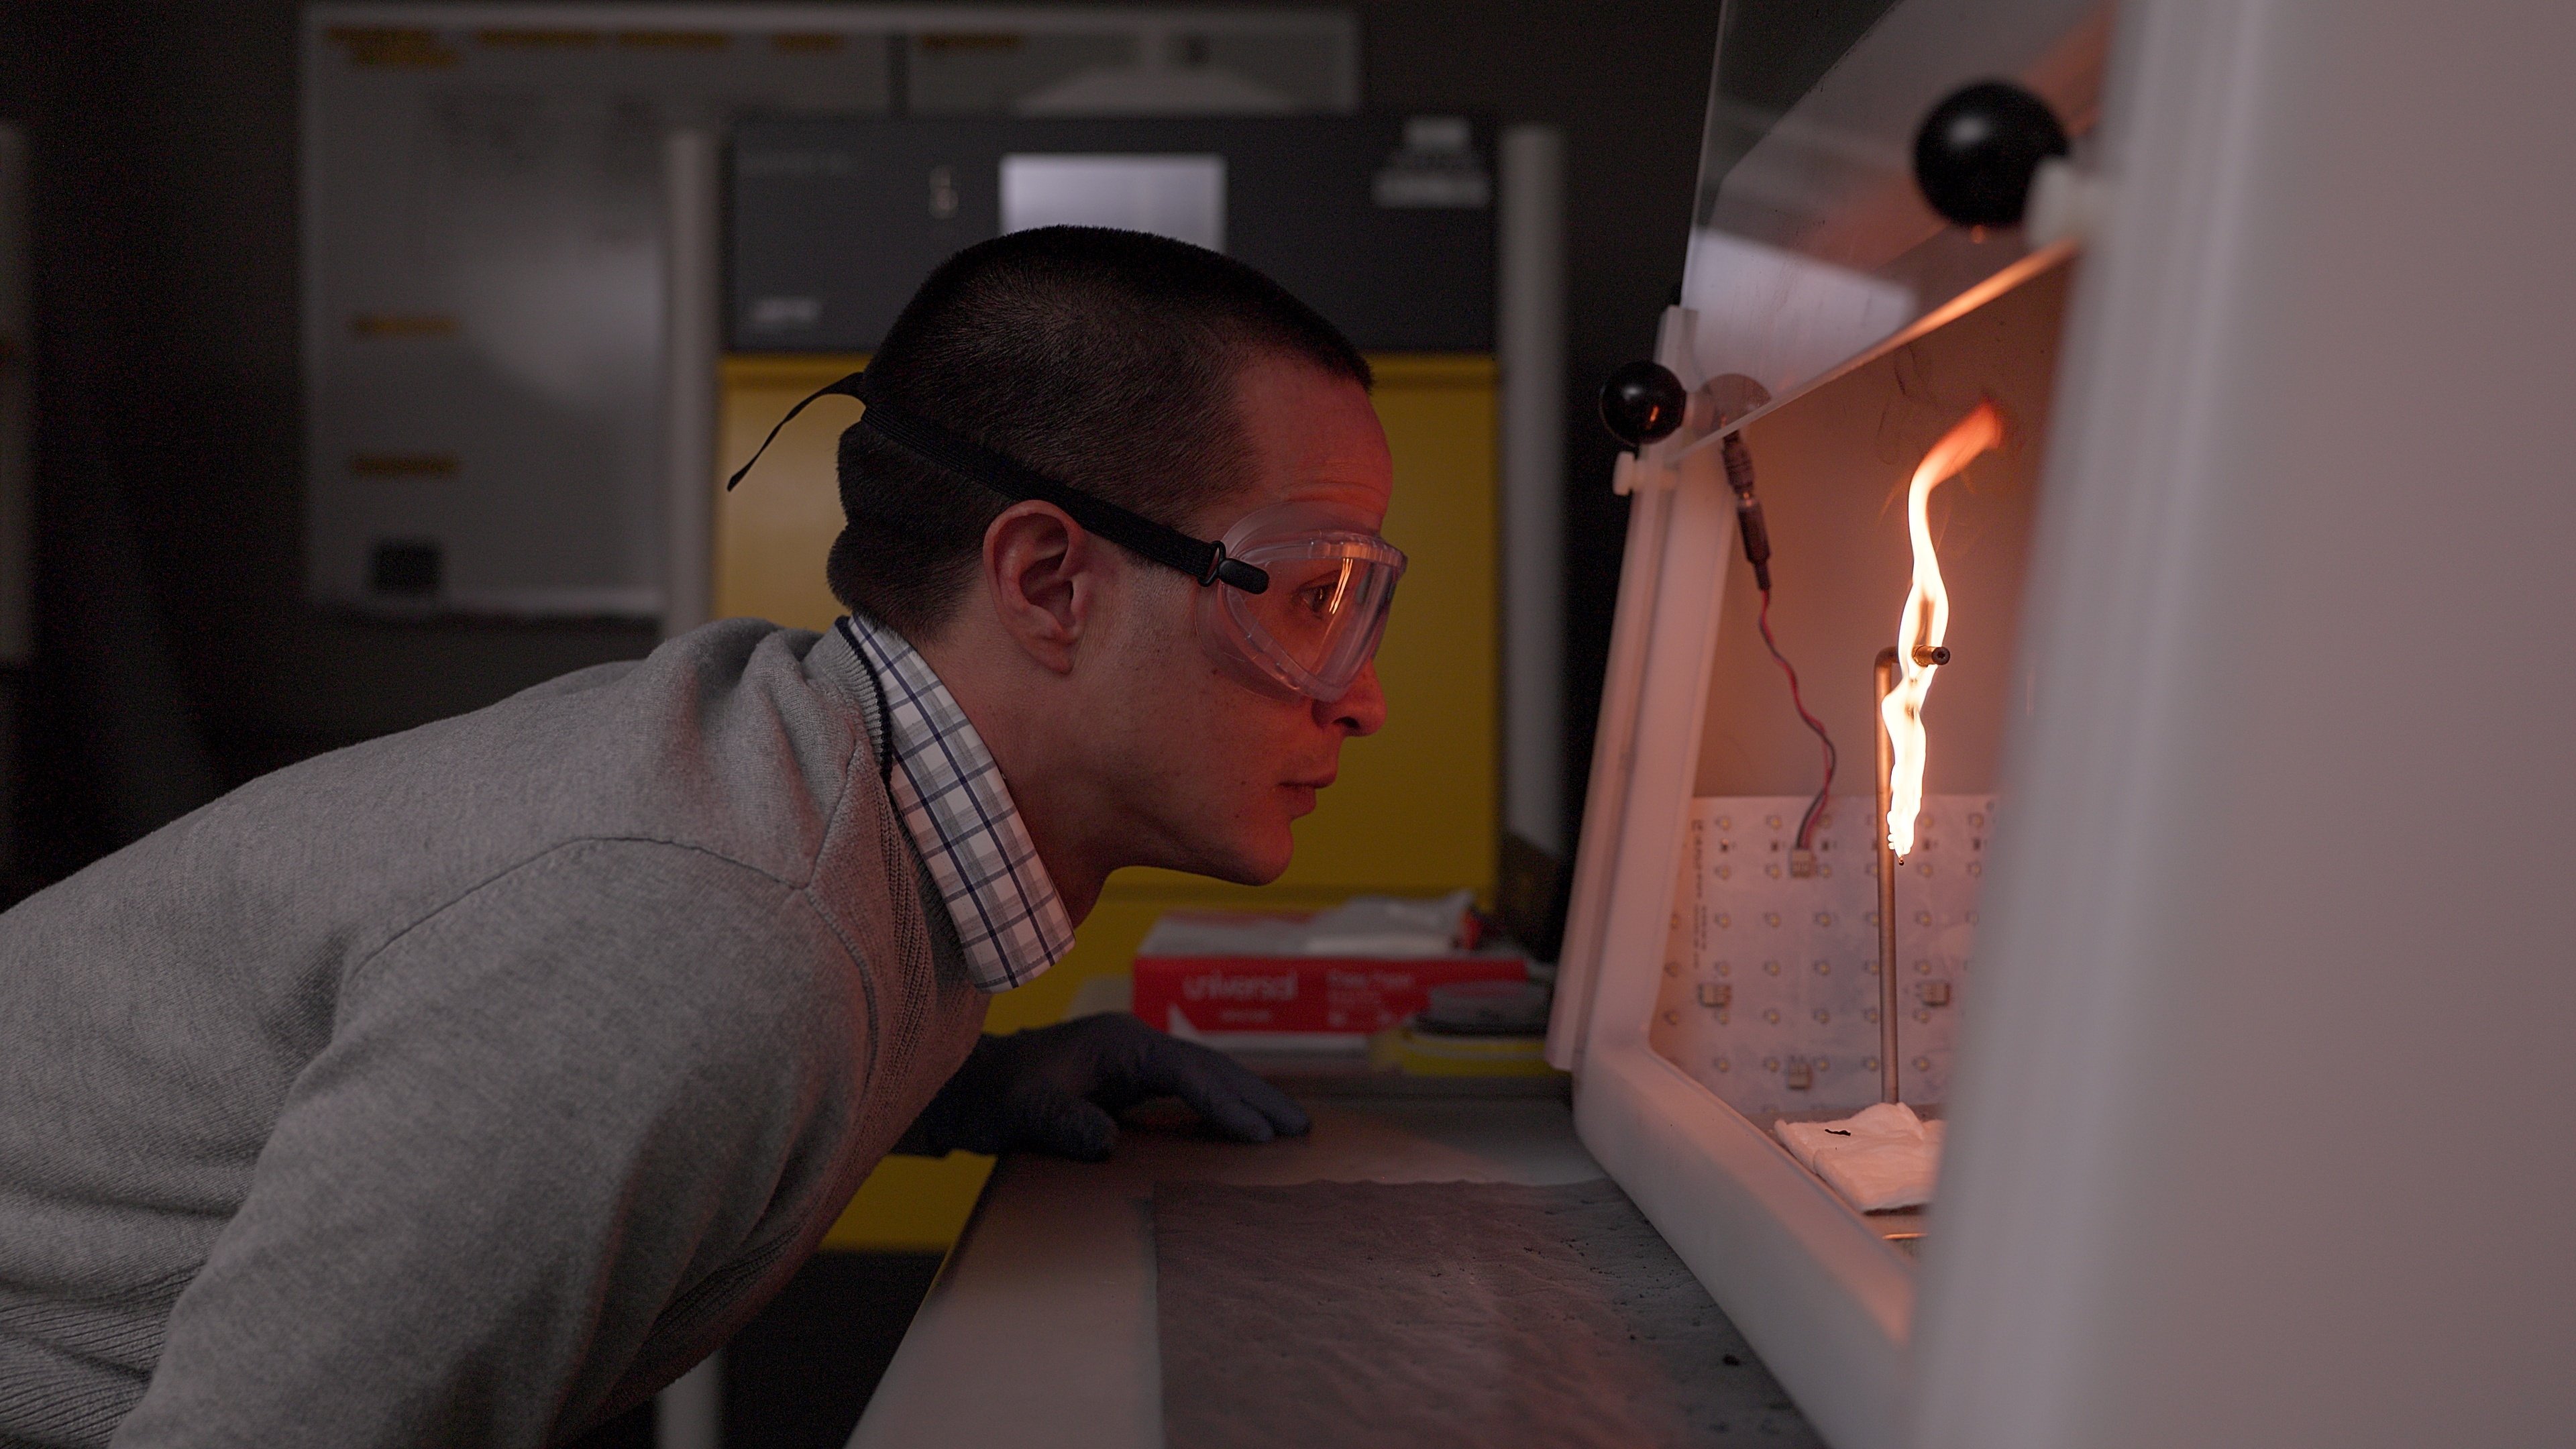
left=824, top=225, right=1372, bottom=637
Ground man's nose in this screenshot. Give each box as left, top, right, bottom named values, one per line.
left=1319, top=660, right=1388, bottom=737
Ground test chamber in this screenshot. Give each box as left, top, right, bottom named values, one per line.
left=1548, top=2, right=2576, bottom=1446
left=712, top=115, right=1506, bottom=1250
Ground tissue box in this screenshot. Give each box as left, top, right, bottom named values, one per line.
left=1132, top=908, right=1529, bottom=1049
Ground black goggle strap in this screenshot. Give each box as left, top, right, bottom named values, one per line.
left=726, top=370, right=1269, bottom=595
left=724, top=372, right=869, bottom=492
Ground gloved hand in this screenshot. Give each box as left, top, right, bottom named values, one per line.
left=899, top=1014, right=1311, bottom=1163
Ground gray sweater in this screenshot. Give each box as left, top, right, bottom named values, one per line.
left=0, top=620, right=989, bottom=1447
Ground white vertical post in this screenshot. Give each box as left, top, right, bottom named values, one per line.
left=0, top=123, right=31, bottom=668
left=1546, top=303, right=1696, bottom=1071
left=653, top=132, right=724, bottom=1449
left=661, top=127, right=720, bottom=640
left=1498, top=124, right=1567, bottom=857
left=0, top=123, right=30, bottom=879
left=655, top=1351, right=722, bottom=1449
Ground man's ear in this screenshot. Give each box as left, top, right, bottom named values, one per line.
left=981, top=501, right=1104, bottom=675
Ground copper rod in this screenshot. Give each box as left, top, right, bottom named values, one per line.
left=1874, top=646, right=1901, bottom=1106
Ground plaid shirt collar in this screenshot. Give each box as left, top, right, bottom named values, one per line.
left=837, top=612, right=1075, bottom=993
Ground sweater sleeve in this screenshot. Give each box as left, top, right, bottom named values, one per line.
left=109, top=840, right=872, bottom=1449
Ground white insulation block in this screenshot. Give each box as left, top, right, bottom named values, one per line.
left=1648, top=794, right=1995, bottom=1114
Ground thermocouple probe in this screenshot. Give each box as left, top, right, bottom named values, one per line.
left=1605, top=360, right=1836, bottom=867
left=1599, top=360, right=1775, bottom=589
left=1717, top=432, right=1772, bottom=592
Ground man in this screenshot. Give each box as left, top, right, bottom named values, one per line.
left=0, top=226, right=1401, bottom=1446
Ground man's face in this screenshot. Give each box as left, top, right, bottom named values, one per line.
left=1091, top=353, right=1393, bottom=885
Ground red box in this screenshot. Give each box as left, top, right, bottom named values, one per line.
left=1132, top=914, right=1528, bottom=1044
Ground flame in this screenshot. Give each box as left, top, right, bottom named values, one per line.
left=1882, top=400, right=2004, bottom=857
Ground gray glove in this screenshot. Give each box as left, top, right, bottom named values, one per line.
left=899, top=1014, right=1311, bottom=1163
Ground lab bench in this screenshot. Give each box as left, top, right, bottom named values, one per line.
left=846, top=1087, right=1612, bottom=1449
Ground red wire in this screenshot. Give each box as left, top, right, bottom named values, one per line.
left=1758, top=588, right=1838, bottom=851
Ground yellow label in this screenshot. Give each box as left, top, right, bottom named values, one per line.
left=327, top=28, right=458, bottom=68
left=474, top=29, right=602, bottom=49
left=349, top=315, right=458, bottom=339
left=616, top=30, right=730, bottom=51
left=347, top=453, right=458, bottom=478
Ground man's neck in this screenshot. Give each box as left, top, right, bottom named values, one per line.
left=911, top=631, right=1112, bottom=925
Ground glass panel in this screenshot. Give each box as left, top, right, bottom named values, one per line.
left=1679, top=0, right=2112, bottom=415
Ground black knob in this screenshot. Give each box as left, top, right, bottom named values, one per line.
left=1913, top=80, right=2069, bottom=228
left=1600, top=361, right=1686, bottom=449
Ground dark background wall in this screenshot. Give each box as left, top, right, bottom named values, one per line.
left=0, top=0, right=1723, bottom=898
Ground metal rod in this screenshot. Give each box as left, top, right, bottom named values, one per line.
left=1499, top=124, right=1567, bottom=859
left=660, top=127, right=720, bottom=641
left=0, top=124, right=28, bottom=672
left=1874, top=646, right=1902, bottom=1105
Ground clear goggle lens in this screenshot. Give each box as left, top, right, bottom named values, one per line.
left=1197, top=504, right=1407, bottom=702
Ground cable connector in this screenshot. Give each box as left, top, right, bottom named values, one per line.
left=1719, top=433, right=1773, bottom=592
left=1790, top=849, right=1819, bottom=879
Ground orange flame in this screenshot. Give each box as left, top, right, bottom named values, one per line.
left=1882, top=400, right=2004, bottom=858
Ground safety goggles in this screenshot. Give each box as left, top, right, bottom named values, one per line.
left=1196, top=501, right=1406, bottom=702
left=729, top=371, right=1406, bottom=703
